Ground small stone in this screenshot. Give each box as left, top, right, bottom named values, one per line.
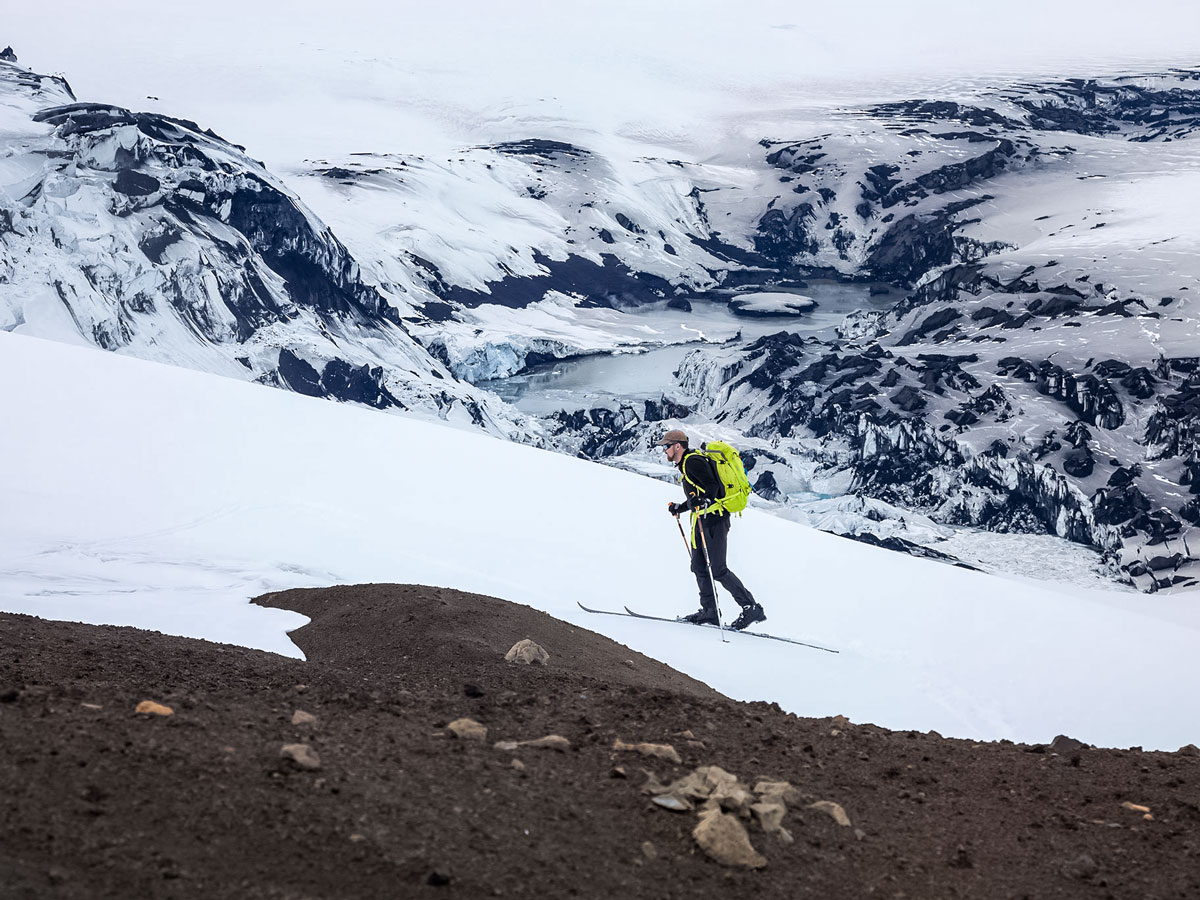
left=668, top=766, right=739, bottom=801
left=280, top=743, right=321, bottom=770
left=624, top=659, right=635, bottom=669
left=291, top=710, right=317, bottom=726
left=1178, top=743, right=1200, bottom=757
left=693, top=808, right=767, bottom=868
left=949, top=844, right=974, bottom=869
left=641, top=841, right=658, bottom=860
left=81, top=703, right=103, bottom=710
left=652, top=794, right=694, bottom=812
left=641, top=771, right=672, bottom=795
left=494, top=735, right=569, bottom=752
left=1050, top=734, right=1089, bottom=753
left=505, top=639, right=549, bottom=665
left=751, top=801, right=787, bottom=833
left=831, top=714, right=850, bottom=727
left=464, top=683, right=485, bottom=698
left=447, top=718, right=488, bottom=741
left=349, top=833, right=366, bottom=843
left=135, top=700, right=173, bottom=717
left=809, top=800, right=851, bottom=827
left=522, top=735, right=570, bottom=751
left=711, top=781, right=755, bottom=816
left=754, top=780, right=804, bottom=806
left=1062, top=853, right=1099, bottom=880
left=511, top=759, right=526, bottom=771
left=1120, top=801, right=1151, bottom=814
left=612, top=739, right=681, bottom=764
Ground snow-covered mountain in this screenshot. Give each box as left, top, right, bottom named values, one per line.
left=304, top=69, right=1200, bottom=593
left=4, top=40, right=1200, bottom=593
left=663, top=73, right=1200, bottom=592
left=321, top=69, right=1200, bottom=593
left=289, top=139, right=767, bottom=380
left=0, top=59, right=542, bottom=441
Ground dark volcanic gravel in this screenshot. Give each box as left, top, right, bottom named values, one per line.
left=3, top=583, right=1200, bottom=899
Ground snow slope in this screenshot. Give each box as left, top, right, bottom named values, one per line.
left=2, top=330, right=1197, bottom=751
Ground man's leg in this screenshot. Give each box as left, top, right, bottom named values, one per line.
left=702, top=516, right=757, bottom=609
left=690, top=539, right=718, bottom=617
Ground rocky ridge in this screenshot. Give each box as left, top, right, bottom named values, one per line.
left=4, top=583, right=1200, bottom=898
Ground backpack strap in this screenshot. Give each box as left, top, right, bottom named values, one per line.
left=680, top=451, right=726, bottom=518
left=679, top=450, right=708, bottom=495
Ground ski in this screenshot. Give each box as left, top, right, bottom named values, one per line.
left=575, top=602, right=838, bottom=653
left=624, top=606, right=838, bottom=652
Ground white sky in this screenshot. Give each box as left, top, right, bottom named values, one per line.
left=6, top=1, right=1199, bottom=167
left=2, top=331, right=1198, bottom=751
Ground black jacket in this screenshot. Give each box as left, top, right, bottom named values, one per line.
left=678, top=450, right=726, bottom=515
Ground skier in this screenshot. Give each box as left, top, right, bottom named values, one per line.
left=657, top=429, right=766, bottom=630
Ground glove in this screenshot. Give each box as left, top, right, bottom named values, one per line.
left=667, top=502, right=685, bottom=516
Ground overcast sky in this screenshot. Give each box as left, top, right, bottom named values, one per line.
left=8, top=1, right=1199, bottom=165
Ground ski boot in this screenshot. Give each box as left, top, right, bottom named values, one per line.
left=730, top=603, right=766, bottom=631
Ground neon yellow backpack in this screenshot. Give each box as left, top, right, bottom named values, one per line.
left=692, top=441, right=753, bottom=515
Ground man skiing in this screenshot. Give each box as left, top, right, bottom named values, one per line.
left=658, top=429, right=766, bottom=630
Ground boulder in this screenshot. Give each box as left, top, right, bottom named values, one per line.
left=1049, top=734, right=1088, bottom=753
left=652, top=794, right=694, bottom=812
left=505, top=639, right=550, bottom=665
left=692, top=809, right=767, bottom=868
left=753, top=780, right=805, bottom=807
left=809, top=800, right=852, bottom=827
left=493, top=734, right=570, bottom=752
left=280, top=743, right=321, bottom=770
left=447, top=718, right=488, bottom=741
left=612, top=739, right=681, bottom=764
left=751, top=801, right=788, bottom=834
left=134, top=700, right=173, bottom=716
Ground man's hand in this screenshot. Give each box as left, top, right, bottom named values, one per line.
left=667, top=501, right=685, bottom=516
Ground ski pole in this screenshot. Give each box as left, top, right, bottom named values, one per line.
left=673, top=514, right=691, bottom=557
left=694, top=515, right=729, bottom=643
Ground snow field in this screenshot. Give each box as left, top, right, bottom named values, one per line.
left=2, top=331, right=1198, bottom=750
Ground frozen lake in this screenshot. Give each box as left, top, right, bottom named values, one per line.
left=482, top=282, right=894, bottom=415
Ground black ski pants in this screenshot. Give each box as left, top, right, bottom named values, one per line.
left=691, top=514, right=756, bottom=613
